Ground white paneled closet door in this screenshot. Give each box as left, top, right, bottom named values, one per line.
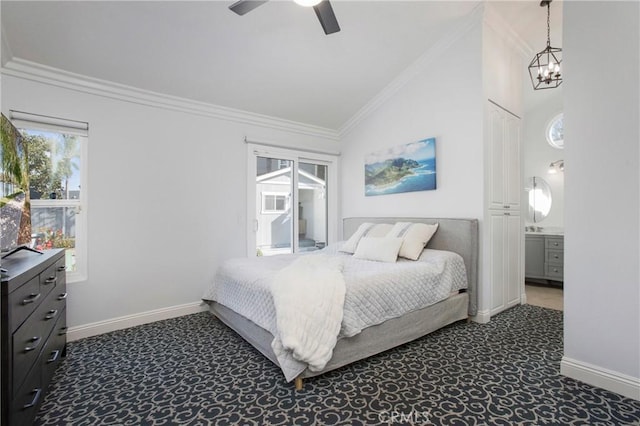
left=486, top=100, right=523, bottom=318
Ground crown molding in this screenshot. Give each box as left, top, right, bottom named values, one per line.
left=338, top=3, right=485, bottom=138
left=1, top=58, right=340, bottom=141
left=1, top=26, right=14, bottom=68
left=483, top=2, right=533, bottom=58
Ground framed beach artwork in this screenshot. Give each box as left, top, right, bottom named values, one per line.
left=365, top=137, right=436, bottom=196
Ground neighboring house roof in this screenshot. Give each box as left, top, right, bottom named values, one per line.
left=257, top=167, right=325, bottom=189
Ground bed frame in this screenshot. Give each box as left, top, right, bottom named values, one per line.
left=209, top=217, right=478, bottom=390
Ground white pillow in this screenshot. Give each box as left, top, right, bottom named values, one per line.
left=340, top=223, right=392, bottom=253
left=340, top=223, right=373, bottom=253
left=367, top=223, right=393, bottom=237
left=389, top=222, right=439, bottom=260
left=353, top=237, right=403, bottom=263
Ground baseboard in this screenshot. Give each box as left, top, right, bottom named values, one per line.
left=67, top=301, right=209, bottom=342
left=561, top=356, right=640, bottom=401
left=520, top=292, right=527, bottom=305
left=472, top=309, right=491, bottom=324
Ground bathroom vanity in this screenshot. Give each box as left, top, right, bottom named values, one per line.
left=525, top=231, right=564, bottom=283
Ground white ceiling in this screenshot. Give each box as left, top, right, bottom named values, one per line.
left=1, top=1, right=562, bottom=130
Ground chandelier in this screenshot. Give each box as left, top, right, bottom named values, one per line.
left=528, top=0, right=562, bottom=90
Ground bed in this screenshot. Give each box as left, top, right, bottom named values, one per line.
left=203, top=217, right=478, bottom=389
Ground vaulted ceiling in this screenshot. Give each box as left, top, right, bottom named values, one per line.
left=1, top=1, right=562, bottom=131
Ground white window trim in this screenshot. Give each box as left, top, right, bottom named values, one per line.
left=247, top=143, right=338, bottom=257
left=11, top=111, right=88, bottom=283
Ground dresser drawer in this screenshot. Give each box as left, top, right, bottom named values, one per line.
left=42, top=309, right=67, bottom=386
left=48, top=280, right=67, bottom=315
left=545, top=249, right=564, bottom=265
left=545, top=263, right=564, bottom=279
left=12, top=354, right=44, bottom=426
left=55, top=257, right=66, bottom=287
left=39, top=263, right=59, bottom=298
left=7, top=276, right=42, bottom=333
left=545, top=238, right=564, bottom=250
left=12, top=297, right=59, bottom=393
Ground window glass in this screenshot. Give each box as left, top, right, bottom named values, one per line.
left=262, top=192, right=289, bottom=214
left=546, top=113, right=564, bottom=149
left=19, top=126, right=86, bottom=281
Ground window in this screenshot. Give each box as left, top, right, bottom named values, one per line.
left=546, top=113, right=564, bottom=149
left=262, top=192, right=289, bottom=214
left=11, top=111, right=88, bottom=283
left=248, top=143, right=338, bottom=257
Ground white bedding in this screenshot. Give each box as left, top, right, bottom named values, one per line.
left=202, top=243, right=468, bottom=381
left=271, top=254, right=346, bottom=373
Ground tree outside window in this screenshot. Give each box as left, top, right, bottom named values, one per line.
left=22, top=129, right=82, bottom=273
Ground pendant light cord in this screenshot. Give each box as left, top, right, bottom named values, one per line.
left=546, top=3, right=551, bottom=47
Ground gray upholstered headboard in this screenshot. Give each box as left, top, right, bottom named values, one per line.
left=343, top=217, right=479, bottom=316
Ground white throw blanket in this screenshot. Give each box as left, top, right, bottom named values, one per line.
left=270, top=254, right=346, bottom=372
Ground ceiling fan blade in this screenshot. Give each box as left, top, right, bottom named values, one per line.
left=229, top=0, right=269, bottom=16
left=313, top=1, right=340, bottom=35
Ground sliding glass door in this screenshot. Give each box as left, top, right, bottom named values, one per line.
left=255, top=156, right=294, bottom=256
left=297, top=162, right=327, bottom=252
left=250, top=147, right=332, bottom=257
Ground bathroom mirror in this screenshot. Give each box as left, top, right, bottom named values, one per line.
left=526, top=176, right=552, bottom=223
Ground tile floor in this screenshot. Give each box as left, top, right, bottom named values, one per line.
left=525, top=282, right=564, bottom=311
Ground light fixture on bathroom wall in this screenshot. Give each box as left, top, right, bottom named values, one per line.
left=294, top=0, right=321, bottom=6
left=548, top=160, right=564, bottom=174
left=528, top=0, right=562, bottom=90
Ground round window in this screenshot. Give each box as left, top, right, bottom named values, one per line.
left=546, top=113, right=564, bottom=149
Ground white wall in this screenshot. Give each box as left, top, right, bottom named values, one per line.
left=562, top=1, right=639, bottom=399
left=1, top=73, right=340, bottom=332
left=340, top=21, right=484, bottom=224
left=340, top=11, right=503, bottom=319
left=522, top=88, right=564, bottom=228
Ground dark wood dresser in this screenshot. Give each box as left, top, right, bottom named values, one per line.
left=1, top=249, right=67, bottom=426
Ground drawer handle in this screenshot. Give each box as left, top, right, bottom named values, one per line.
left=45, top=309, right=59, bottom=320
left=554, top=255, right=559, bottom=259
left=22, top=293, right=42, bottom=305
left=57, top=265, right=66, bottom=272
left=24, top=336, right=42, bottom=352
left=47, top=349, right=60, bottom=363
left=57, top=292, right=68, bottom=301
left=44, top=276, right=57, bottom=285
left=553, top=268, right=559, bottom=272
left=23, top=388, right=42, bottom=409
left=553, top=242, right=559, bottom=246
left=59, top=326, right=68, bottom=336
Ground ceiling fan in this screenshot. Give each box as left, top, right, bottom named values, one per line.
left=228, top=0, right=341, bottom=35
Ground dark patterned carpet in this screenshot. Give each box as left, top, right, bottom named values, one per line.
left=36, top=305, right=640, bottom=425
